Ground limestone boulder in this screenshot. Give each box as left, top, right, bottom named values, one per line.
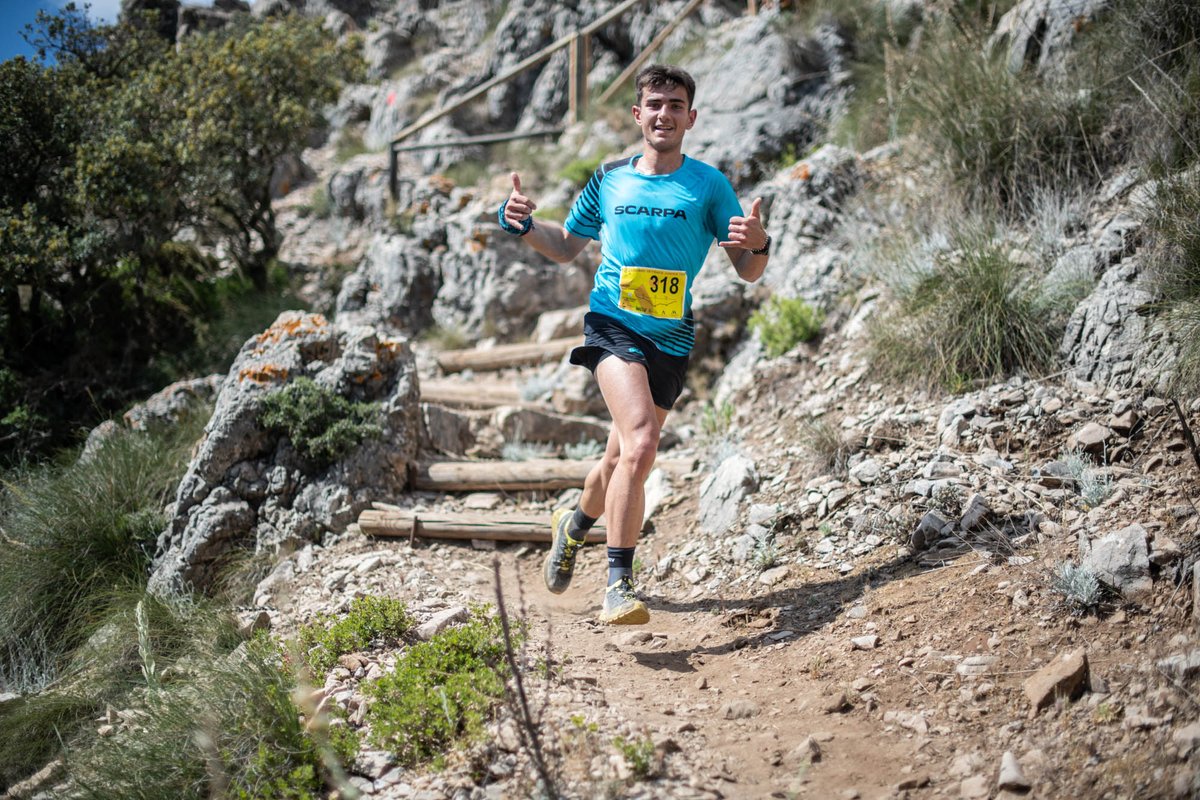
left=149, top=311, right=420, bottom=595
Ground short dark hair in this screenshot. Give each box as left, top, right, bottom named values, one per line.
left=634, top=64, right=696, bottom=109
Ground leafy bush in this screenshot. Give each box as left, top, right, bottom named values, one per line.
left=259, top=378, right=383, bottom=467
left=867, top=236, right=1059, bottom=390
left=298, top=595, right=412, bottom=677
left=366, top=609, right=513, bottom=767
left=613, top=735, right=657, bottom=779
left=1063, top=448, right=1115, bottom=508
left=749, top=295, right=824, bottom=358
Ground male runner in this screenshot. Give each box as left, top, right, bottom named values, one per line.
left=497, top=64, right=770, bottom=624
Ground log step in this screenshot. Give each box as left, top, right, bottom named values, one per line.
left=435, top=336, right=582, bottom=374
left=420, top=378, right=534, bottom=409
left=411, top=457, right=696, bottom=492
left=358, top=509, right=606, bottom=543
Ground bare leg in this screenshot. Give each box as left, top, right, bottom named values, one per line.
left=590, top=357, right=670, bottom=548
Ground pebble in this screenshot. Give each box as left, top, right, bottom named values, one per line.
left=998, top=751, right=1030, bottom=792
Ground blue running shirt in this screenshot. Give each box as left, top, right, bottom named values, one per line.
left=563, top=155, right=743, bottom=356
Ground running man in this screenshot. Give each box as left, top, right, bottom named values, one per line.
left=497, top=64, right=770, bottom=624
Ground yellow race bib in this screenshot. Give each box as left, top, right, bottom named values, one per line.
left=617, top=266, right=686, bottom=319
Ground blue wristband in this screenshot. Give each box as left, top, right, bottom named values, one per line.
left=498, top=201, right=533, bottom=236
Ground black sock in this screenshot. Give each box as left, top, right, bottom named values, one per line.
left=607, top=546, right=635, bottom=585
left=569, top=507, right=597, bottom=540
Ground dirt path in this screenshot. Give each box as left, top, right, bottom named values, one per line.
left=495, top=515, right=923, bottom=800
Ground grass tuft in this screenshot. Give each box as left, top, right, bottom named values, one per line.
left=867, top=233, right=1059, bottom=390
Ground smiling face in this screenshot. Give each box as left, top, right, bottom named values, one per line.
left=632, top=83, right=696, bottom=155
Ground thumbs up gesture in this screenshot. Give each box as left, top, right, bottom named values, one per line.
left=719, top=197, right=768, bottom=252
left=503, top=172, right=536, bottom=229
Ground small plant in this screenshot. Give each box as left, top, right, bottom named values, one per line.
left=752, top=537, right=780, bottom=572
left=798, top=417, right=855, bottom=477
left=807, top=653, right=830, bottom=680
left=297, top=595, right=412, bottom=677
left=366, top=609, right=514, bottom=767
left=699, top=400, right=735, bottom=440
left=613, top=734, right=657, bottom=780
left=749, top=295, right=824, bottom=358
left=1093, top=701, right=1122, bottom=725
left=501, top=439, right=556, bottom=461
left=564, top=439, right=604, bottom=460
left=421, top=323, right=469, bottom=351
left=926, top=483, right=964, bottom=519
left=303, top=185, right=333, bottom=219
left=1051, top=561, right=1103, bottom=615
left=518, top=374, right=557, bottom=402
left=259, top=377, right=383, bottom=467
left=1062, top=448, right=1115, bottom=508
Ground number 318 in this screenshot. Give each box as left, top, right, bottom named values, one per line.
left=649, top=275, right=681, bottom=294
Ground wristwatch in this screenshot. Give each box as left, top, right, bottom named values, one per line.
left=751, top=234, right=771, bottom=256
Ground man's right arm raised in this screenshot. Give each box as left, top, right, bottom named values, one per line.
left=500, top=172, right=589, bottom=264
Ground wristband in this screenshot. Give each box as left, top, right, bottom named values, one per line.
left=751, top=234, right=771, bottom=256
left=498, top=201, right=533, bottom=236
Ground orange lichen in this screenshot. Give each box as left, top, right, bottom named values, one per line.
left=791, top=162, right=812, bottom=181
left=238, top=364, right=290, bottom=384
left=255, top=313, right=329, bottom=347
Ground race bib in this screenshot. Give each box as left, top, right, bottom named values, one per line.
left=617, top=266, right=685, bottom=319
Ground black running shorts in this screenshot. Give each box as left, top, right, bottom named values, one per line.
left=569, top=312, right=690, bottom=410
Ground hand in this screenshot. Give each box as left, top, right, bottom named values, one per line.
left=503, top=172, right=536, bottom=228
left=719, top=197, right=767, bottom=252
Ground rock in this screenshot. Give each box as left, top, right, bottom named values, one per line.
left=463, top=492, right=502, bottom=510
left=534, top=306, right=588, bottom=342
left=911, top=510, right=950, bottom=550
left=959, top=494, right=994, bottom=532
left=123, top=375, right=223, bottom=431
left=822, top=691, right=851, bottom=714
left=149, top=313, right=420, bottom=596
left=617, top=631, right=653, bottom=647
left=236, top=609, right=271, bottom=638
left=334, top=234, right=438, bottom=334
left=998, top=751, right=1031, bottom=792
left=791, top=736, right=822, bottom=763
left=850, top=635, right=879, bottom=651
left=960, top=774, right=990, bottom=799
left=989, top=0, right=1110, bottom=74
left=1173, top=722, right=1200, bottom=755
left=956, top=655, right=998, bottom=677
left=416, top=606, right=470, bottom=640
left=721, top=700, right=761, bottom=720
left=1081, top=523, right=1152, bottom=600
left=849, top=458, right=882, bottom=485
left=698, top=455, right=759, bottom=534
left=1070, top=422, right=1113, bottom=456
left=759, top=565, right=789, bottom=586
left=1023, top=650, right=1089, bottom=713
left=1157, top=649, right=1200, bottom=681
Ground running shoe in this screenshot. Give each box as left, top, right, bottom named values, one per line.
left=598, top=575, right=649, bottom=625
left=543, top=508, right=586, bottom=594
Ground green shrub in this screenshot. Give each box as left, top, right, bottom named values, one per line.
left=749, top=295, right=824, bottom=357
left=366, top=609, right=513, bottom=767
left=613, top=735, right=657, bottom=779
left=1051, top=561, right=1102, bottom=615
left=297, top=595, right=412, bottom=677
left=259, top=377, right=383, bottom=467
left=559, top=155, right=604, bottom=189
left=867, top=236, right=1058, bottom=390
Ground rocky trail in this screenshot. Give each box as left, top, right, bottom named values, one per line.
left=251, top=316, right=1200, bottom=800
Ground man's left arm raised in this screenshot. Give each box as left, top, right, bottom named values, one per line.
left=718, top=196, right=770, bottom=283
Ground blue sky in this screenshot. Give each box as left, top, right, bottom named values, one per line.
left=0, top=0, right=214, bottom=62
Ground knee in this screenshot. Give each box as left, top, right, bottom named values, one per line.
left=621, top=424, right=659, bottom=476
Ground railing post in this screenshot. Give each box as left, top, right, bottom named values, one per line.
left=388, top=143, right=399, bottom=200
left=568, top=33, right=581, bottom=124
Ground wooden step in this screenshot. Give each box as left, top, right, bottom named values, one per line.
left=435, top=336, right=582, bottom=374
left=358, top=509, right=606, bottom=543
left=410, top=456, right=696, bottom=492
left=420, top=378, right=533, bottom=409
